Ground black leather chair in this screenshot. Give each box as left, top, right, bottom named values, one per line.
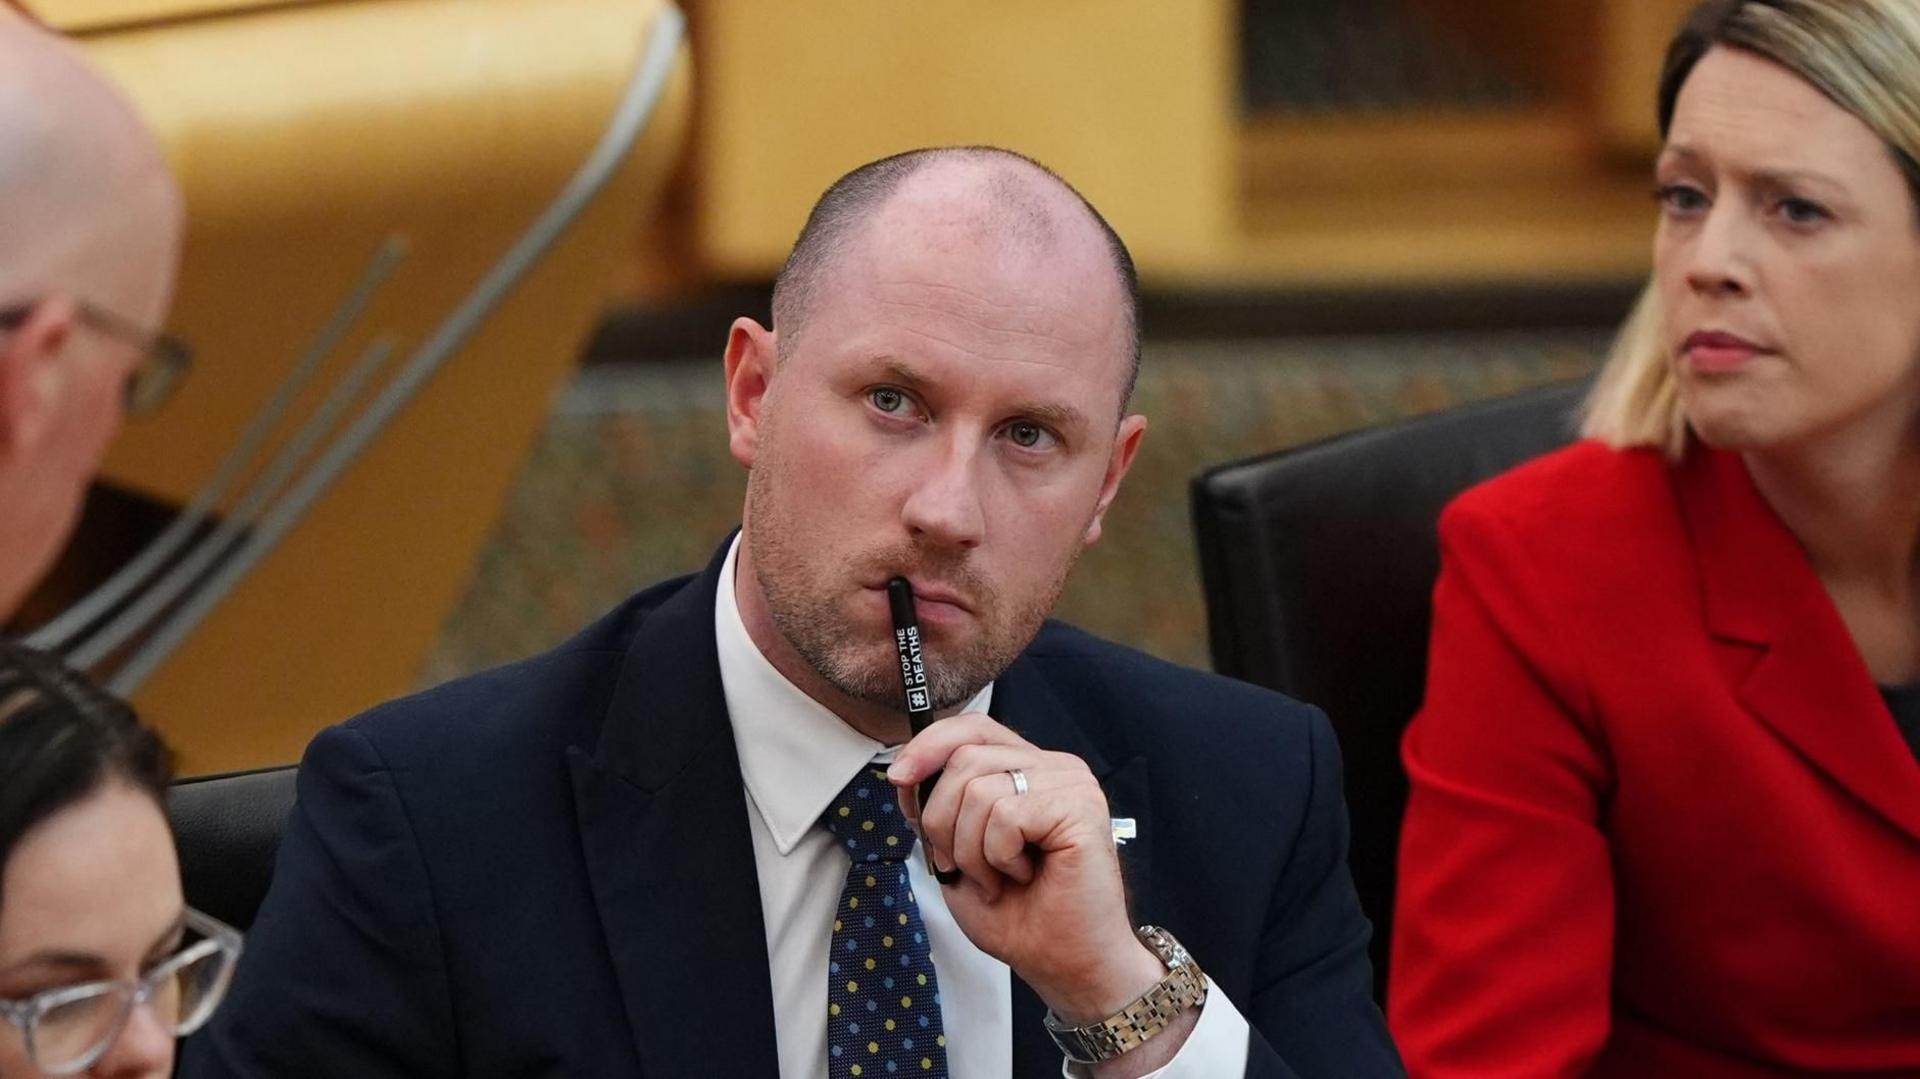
left=166, top=765, right=298, bottom=931
left=1189, top=378, right=1590, bottom=997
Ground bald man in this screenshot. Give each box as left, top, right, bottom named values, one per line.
left=189, top=148, right=1401, bottom=1078
left=0, top=10, right=185, bottom=621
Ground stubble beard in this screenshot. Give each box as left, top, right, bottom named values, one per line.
left=745, top=465, right=1072, bottom=712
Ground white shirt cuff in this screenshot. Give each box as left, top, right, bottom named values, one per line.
left=1059, top=977, right=1251, bottom=1078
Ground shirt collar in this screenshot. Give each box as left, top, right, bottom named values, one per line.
left=714, top=534, right=992, bottom=855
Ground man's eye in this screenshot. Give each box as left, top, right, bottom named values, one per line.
left=1007, top=422, right=1051, bottom=449
left=869, top=388, right=906, bottom=414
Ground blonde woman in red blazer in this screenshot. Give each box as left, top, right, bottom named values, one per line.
left=1390, top=2, right=1920, bottom=1076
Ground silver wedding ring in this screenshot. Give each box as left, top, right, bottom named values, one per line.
left=1007, top=768, right=1029, bottom=796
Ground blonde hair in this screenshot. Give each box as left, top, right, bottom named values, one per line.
left=1582, top=0, right=1920, bottom=457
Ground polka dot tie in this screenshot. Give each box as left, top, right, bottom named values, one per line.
left=820, top=762, right=950, bottom=1078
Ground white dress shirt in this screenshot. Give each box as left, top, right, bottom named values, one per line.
left=714, top=537, right=1250, bottom=1077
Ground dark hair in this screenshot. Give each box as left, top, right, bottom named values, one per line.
left=0, top=641, right=173, bottom=902
left=1658, top=0, right=1920, bottom=204
left=770, top=146, right=1143, bottom=405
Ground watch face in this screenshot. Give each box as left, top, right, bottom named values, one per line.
left=1045, top=928, right=1207, bottom=1064
left=1138, top=926, right=1191, bottom=970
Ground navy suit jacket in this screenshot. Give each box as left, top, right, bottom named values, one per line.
left=182, top=541, right=1399, bottom=1078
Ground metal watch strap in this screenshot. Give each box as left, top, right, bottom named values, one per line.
left=1043, top=925, right=1209, bottom=1065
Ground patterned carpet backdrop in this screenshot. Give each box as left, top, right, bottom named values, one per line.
left=422, top=330, right=1605, bottom=685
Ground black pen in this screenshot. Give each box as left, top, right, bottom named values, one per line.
left=888, top=576, right=962, bottom=885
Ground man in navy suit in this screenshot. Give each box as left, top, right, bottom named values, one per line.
left=183, top=147, right=1400, bottom=1078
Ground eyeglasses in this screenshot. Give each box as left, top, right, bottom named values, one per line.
left=0, top=299, right=194, bottom=416
left=0, top=908, right=243, bottom=1076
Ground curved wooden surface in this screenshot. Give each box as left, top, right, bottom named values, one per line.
left=36, top=0, right=692, bottom=772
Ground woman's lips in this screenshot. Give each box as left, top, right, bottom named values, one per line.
left=1683, top=331, right=1767, bottom=373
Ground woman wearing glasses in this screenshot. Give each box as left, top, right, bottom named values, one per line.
left=0, top=642, right=238, bottom=1077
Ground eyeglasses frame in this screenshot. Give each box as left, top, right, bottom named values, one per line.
left=0, top=906, right=243, bottom=1076
left=0, top=298, right=193, bottom=416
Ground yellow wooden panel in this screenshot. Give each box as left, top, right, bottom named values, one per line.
left=32, top=0, right=315, bottom=33
left=54, top=0, right=692, bottom=772
left=691, top=0, right=1236, bottom=281
left=1236, top=105, right=1653, bottom=288
left=1598, top=0, right=1698, bottom=153
left=1233, top=174, right=1654, bottom=289
left=1244, top=108, right=1605, bottom=197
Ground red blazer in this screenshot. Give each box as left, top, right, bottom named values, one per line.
left=1390, top=440, right=1920, bottom=1078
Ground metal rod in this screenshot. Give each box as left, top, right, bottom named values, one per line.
left=73, top=336, right=397, bottom=669
left=29, top=236, right=409, bottom=651
left=105, top=4, right=686, bottom=695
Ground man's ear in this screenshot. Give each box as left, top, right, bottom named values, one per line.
left=0, top=297, right=76, bottom=460
left=724, top=316, right=779, bottom=470
left=1082, top=412, right=1148, bottom=547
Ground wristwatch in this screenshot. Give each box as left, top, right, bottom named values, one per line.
left=1043, top=925, right=1209, bottom=1065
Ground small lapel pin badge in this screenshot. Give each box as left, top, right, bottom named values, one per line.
left=1111, top=818, right=1137, bottom=846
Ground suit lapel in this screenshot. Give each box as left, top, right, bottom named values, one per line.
left=990, top=650, right=1155, bottom=1073
left=568, top=541, right=781, bottom=1076
left=1677, top=449, right=1920, bottom=844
